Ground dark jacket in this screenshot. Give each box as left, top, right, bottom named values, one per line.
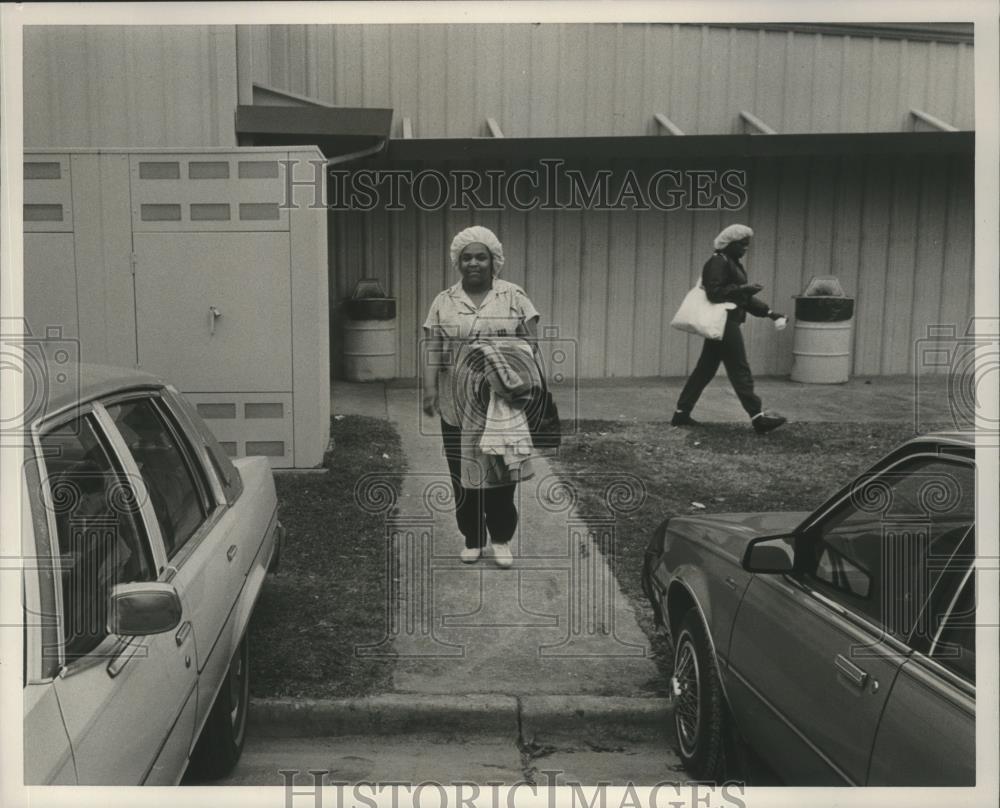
left=701, top=252, right=771, bottom=324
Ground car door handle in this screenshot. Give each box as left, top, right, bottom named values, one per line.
left=835, top=654, right=869, bottom=688
left=106, top=637, right=140, bottom=678
left=175, top=621, right=192, bottom=647
left=227, top=544, right=238, bottom=562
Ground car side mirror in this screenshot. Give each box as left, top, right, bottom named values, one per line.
left=742, top=536, right=795, bottom=573
left=108, top=582, right=182, bottom=636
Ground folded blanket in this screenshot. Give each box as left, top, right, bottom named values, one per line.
left=479, top=392, right=534, bottom=472
left=454, top=337, right=541, bottom=486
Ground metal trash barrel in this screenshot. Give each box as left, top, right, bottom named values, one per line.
left=790, top=276, right=855, bottom=384
left=343, top=279, right=397, bottom=381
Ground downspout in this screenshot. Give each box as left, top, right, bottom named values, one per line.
left=323, top=138, right=388, bottom=168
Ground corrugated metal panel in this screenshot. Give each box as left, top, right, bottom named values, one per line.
left=24, top=26, right=237, bottom=148
left=329, top=153, right=972, bottom=379
left=254, top=23, right=974, bottom=137
left=22, top=25, right=974, bottom=147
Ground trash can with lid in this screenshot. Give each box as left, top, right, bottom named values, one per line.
left=342, top=279, right=397, bottom=381
left=790, top=276, right=855, bottom=384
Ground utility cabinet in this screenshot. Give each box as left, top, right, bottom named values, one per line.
left=23, top=147, right=329, bottom=468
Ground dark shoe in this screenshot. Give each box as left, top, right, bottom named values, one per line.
left=752, top=413, right=786, bottom=434
left=671, top=411, right=700, bottom=426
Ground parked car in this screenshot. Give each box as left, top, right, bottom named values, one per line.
left=642, top=433, right=976, bottom=786
left=22, top=364, right=283, bottom=784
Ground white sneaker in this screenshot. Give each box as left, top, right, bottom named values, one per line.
left=491, top=542, right=513, bottom=569
left=460, top=547, right=481, bottom=564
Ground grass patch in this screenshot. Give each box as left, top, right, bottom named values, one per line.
left=548, top=419, right=944, bottom=678
left=250, top=415, right=404, bottom=698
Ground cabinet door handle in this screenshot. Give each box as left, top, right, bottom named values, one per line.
left=835, top=654, right=869, bottom=688
left=175, top=621, right=192, bottom=647
left=227, top=545, right=238, bottom=562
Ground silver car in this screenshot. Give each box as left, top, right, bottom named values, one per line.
left=642, top=433, right=976, bottom=785
left=22, top=364, right=282, bottom=784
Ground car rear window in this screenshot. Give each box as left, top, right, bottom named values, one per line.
left=106, top=398, right=209, bottom=559
left=165, top=386, right=244, bottom=506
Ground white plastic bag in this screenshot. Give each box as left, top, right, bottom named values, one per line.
left=670, top=285, right=734, bottom=341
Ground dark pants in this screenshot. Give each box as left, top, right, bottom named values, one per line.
left=441, top=420, right=518, bottom=550
left=676, top=319, right=762, bottom=418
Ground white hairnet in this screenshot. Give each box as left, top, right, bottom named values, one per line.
left=713, top=224, right=754, bottom=251
left=450, top=226, right=505, bottom=275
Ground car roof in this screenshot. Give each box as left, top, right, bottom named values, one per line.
left=30, top=362, right=168, bottom=424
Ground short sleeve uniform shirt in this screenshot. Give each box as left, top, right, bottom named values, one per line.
left=423, top=278, right=540, bottom=427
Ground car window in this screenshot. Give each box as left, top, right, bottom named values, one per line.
left=105, top=398, right=209, bottom=559
left=40, top=416, right=155, bottom=661
left=929, top=572, right=975, bottom=683
left=166, top=387, right=244, bottom=506
left=804, top=456, right=975, bottom=639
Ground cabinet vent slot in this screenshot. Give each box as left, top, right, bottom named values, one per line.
left=138, top=162, right=181, bottom=180
left=140, top=204, right=182, bottom=221
left=189, top=161, right=230, bottom=179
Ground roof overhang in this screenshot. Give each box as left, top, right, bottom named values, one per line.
left=235, top=104, right=393, bottom=157
left=384, top=131, right=973, bottom=162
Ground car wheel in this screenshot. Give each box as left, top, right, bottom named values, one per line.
left=672, top=609, right=725, bottom=781
left=189, top=634, right=250, bottom=780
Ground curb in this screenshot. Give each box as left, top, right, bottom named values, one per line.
left=250, top=694, right=673, bottom=742
left=520, top=696, right=672, bottom=746
left=250, top=695, right=519, bottom=739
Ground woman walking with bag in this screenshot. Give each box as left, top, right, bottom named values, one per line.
left=422, top=226, right=542, bottom=568
left=671, top=224, right=788, bottom=434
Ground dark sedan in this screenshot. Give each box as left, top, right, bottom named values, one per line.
left=642, top=433, right=976, bottom=786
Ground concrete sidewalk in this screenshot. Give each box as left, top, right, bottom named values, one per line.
left=378, top=385, right=658, bottom=697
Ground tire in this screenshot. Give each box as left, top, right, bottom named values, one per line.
left=189, top=634, right=250, bottom=780
left=672, top=609, right=726, bottom=782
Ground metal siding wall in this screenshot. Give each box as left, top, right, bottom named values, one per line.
left=829, top=155, right=866, bottom=362
left=939, top=155, right=975, bottom=368
left=752, top=31, right=786, bottom=134
left=883, top=156, right=921, bottom=374
left=661, top=205, right=697, bottom=377
left=253, top=24, right=973, bottom=137
left=953, top=44, right=975, bottom=126
left=743, top=157, right=781, bottom=375
left=23, top=25, right=974, bottom=146
left=854, top=155, right=894, bottom=375
left=24, top=26, right=237, bottom=149
left=329, top=153, right=972, bottom=379
left=632, top=211, right=665, bottom=375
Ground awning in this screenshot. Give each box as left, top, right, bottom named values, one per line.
left=235, top=84, right=392, bottom=158
left=383, top=131, right=973, bottom=162
left=234, top=82, right=971, bottom=165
